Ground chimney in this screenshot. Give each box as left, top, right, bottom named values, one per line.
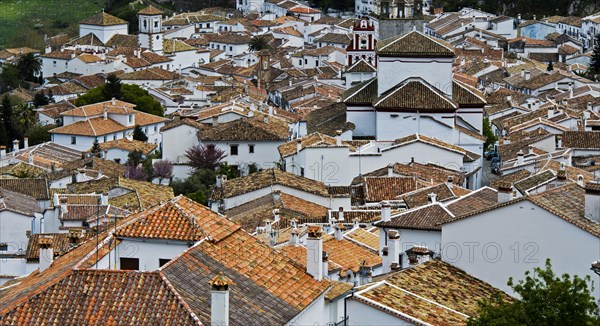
left=584, top=182, right=600, bottom=223
left=382, top=230, right=400, bottom=274
left=446, top=176, right=453, bottom=187
left=387, top=164, right=394, bottom=177
left=335, top=130, right=342, bottom=146
left=338, top=207, right=344, bottom=222
left=268, top=106, right=273, bottom=116
left=76, top=169, right=86, bottom=183
left=506, top=95, right=512, bottom=104
left=264, top=218, right=272, bottom=234
left=23, top=137, right=28, bottom=149
left=557, top=135, right=563, bottom=148
left=290, top=217, right=298, bottom=229
left=334, top=223, right=345, bottom=240
left=428, top=192, right=437, bottom=204
left=528, top=145, right=535, bottom=155
left=517, top=150, right=524, bottom=165
left=0, top=146, right=6, bottom=159
left=38, top=235, right=54, bottom=272
left=111, top=97, right=116, bottom=105
left=556, top=164, right=567, bottom=182
left=216, top=175, right=224, bottom=188
left=101, top=193, right=109, bottom=206
left=306, top=226, right=324, bottom=280
left=587, top=102, right=592, bottom=111
left=381, top=201, right=391, bottom=222
left=497, top=182, right=514, bottom=203
left=569, top=84, right=574, bottom=99
left=103, top=107, right=108, bottom=120
left=68, top=229, right=83, bottom=246
left=525, top=71, right=531, bottom=80
left=548, top=107, right=555, bottom=118
left=520, top=68, right=525, bottom=78
left=209, top=273, right=231, bottom=326
left=322, top=252, right=329, bottom=278
left=272, top=208, right=280, bottom=222
left=12, top=139, right=19, bottom=153
left=290, top=229, right=299, bottom=245
left=460, top=57, right=466, bottom=66
left=296, top=138, right=302, bottom=153
left=577, top=175, right=585, bottom=187
left=263, top=115, right=269, bottom=124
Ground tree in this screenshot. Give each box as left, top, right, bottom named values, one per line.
left=132, top=125, right=148, bottom=142
left=75, top=83, right=163, bottom=117
left=468, top=259, right=599, bottom=326
left=547, top=61, right=554, bottom=71
left=187, top=189, right=207, bottom=205
left=0, top=64, right=21, bottom=93
left=482, top=117, right=497, bottom=152
left=588, top=34, right=600, bottom=81
left=153, top=160, right=173, bottom=183
left=25, top=124, right=52, bottom=146
left=248, top=35, right=270, bottom=52
left=14, top=103, right=37, bottom=133
left=16, top=53, right=42, bottom=83
left=126, top=150, right=144, bottom=167
left=2, top=96, right=16, bottom=144
left=185, top=144, right=227, bottom=171
left=102, top=73, right=122, bottom=100
left=125, top=164, right=148, bottom=181
left=90, top=139, right=102, bottom=157
left=33, top=92, right=50, bottom=107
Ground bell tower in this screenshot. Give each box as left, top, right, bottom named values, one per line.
left=137, top=6, right=164, bottom=54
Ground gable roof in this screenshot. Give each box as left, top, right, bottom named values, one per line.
left=376, top=31, right=455, bottom=58
left=376, top=202, right=454, bottom=230
left=0, top=178, right=49, bottom=200
left=198, top=117, right=289, bottom=142
left=562, top=131, right=600, bottom=149
left=373, top=77, right=458, bottom=111
left=80, top=12, right=128, bottom=26
left=346, top=59, right=377, bottom=73
left=0, top=188, right=43, bottom=216
left=342, top=77, right=377, bottom=105
left=363, top=176, right=418, bottom=202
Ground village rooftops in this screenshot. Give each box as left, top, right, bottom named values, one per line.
left=0, top=188, right=43, bottom=217
left=376, top=30, right=455, bottom=58
left=198, top=116, right=289, bottom=142
left=278, top=132, right=357, bottom=158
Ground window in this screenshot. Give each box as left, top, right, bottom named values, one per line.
left=300, top=167, right=305, bottom=177
left=230, top=144, right=238, bottom=156
left=153, top=126, right=157, bottom=133
left=103, top=136, right=107, bottom=142
left=53, top=60, right=57, bottom=67
left=0, top=243, right=7, bottom=251
left=123, top=132, right=127, bottom=139
left=156, top=35, right=160, bottom=40
left=154, top=21, right=159, bottom=28
left=229, top=46, right=233, bottom=52
left=70, top=136, right=76, bottom=145
left=249, top=144, right=255, bottom=153
left=159, top=258, right=170, bottom=267
left=304, top=58, right=308, bottom=65
left=120, top=257, right=139, bottom=270
left=128, top=115, right=133, bottom=124
left=143, top=20, right=147, bottom=29
left=207, top=23, right=211, bottom=28
left=299, top=59, right=302, bottom=65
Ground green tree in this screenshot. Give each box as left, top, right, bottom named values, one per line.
left=132, top=125, right=148, bottom=142
left=102, top=73, right=122, bottom=100
left=248, top=36, right=270, bottom=52
left=33, top=92, right=50, bottom=107
left=1, top=96, right=16, bottom=144
left=90, top=139, right=102, bottom=157
left=25, top=124, right=52, bottom=146
left=16, top=53, right=42, bottom=83
left=187, top=189, right=207, bottom=205
left=468, top=259, right=599, bottom=326
left=0, top=64, right=21, bottom=93
left=75, top=83, right=163, bottom=117
left=547, top=61, right=554, bottom=71
left=482, top=117, right=497, bottom=152
left=126, top=150, right=144, bottom=167
left=14, top=103, right=37, bottom=134
left=588, top=34, right=600, bottom=81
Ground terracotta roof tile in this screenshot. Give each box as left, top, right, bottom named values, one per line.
left=377, top=31, right=455, bottom=57
left=377, top=203, right=453, bottom=230
left=344, top=227, right=379, bottom=250
left=80, top=12, right=128, bottom=26
left=96, top=139, right=157, bottom=155
left=363, top=176, right=418, bottom=202
left=562, top=131, right=600, bottom=149
left=0, top=178, right=49, bottom=200
left=374, top=78, right=457, bottom=110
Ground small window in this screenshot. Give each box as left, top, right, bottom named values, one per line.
left=0, top=243, right=7, bottom=251
left=229, top=46, right=233, bottom=52
left=103, top=136, right=107, bottom=142
left=154, top=21, right=159, bottom=28
left=159, top=258, right=170, bottom=267
left=123, top=132, right=127, bottom=139
left=304, top=58, right=308, bottom=65
left=53, top=60, right=57, bottom=67
left=230, top=144, right=238, bottom=156
left=156, top=35, right=160, bottom=40
left=128, top=115, right=133, bottom=124
left=120, top=257, right=139, bottom=270
left=249, top=144, right=255, bottom=153
left=300, top=167, right=305, bottom=177
left=154, top=126, right=157, bottom=133
left=70, top=136, right=76, bottom=145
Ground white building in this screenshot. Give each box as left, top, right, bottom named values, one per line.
left=138, top=6, right=165, bottom=54
left=79, top=12, right=129, bottom=45
left=49, top=99, right=167, bottom=152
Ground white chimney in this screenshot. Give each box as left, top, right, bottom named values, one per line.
left=75, top=169, right=86, bottom=183
left=382, top=230, right=401, bottom=274
left=584, top=182, right=600, bottom=223
left=272, top=208, right=280, bottom=222
left=338, top=207, right=344, bottom=222
left=525, top=71, right=531, bottom=80
left=111, top=97, right=116, bottom=105
left=290, top=229, right=299, bottom=245
left=520, top=68, right=525, bottom=78
left=587, top=102, right=593, bottom=111
left=577, top=175, right=585, bottom=187
left=497, top=182, right=514, bottom=203
left=38, top=236, right=54, bottom=272
left=306, top=226, right=324, bottom=281
left=548, top=108, right=555, bottom=118
left=322, top=252, right=329, bottom=278
left=23, top=137, right=28, bottom=149
left=101, top=193, right=109, bottom=206
left=387, top=164, right=394, bottom=177
left=0, top=146, right=6, bottom=159
left=28, top=154, right=33, bottom=164
left=381, top=201, right=391, bottom=222
left=334, top=223, right=345, bottom=240
left=428, top=192, right=437, bottom=204
left=103, top=107, right=108, bottom=120
left=517, top=150, right=524, bottom=165
left=12, top=139, right=19, bottom=153
left=264, top=218, right=272, bottom=234
left=268, top=106, right=273, bottom=115
left=209, top=273, right=231, bottom=326
left=296, top=138, right=302, bottom=153
left=335, top=130, right=342, bottom=146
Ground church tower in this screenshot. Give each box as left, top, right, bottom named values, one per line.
left=346, top=18, right=377, bottom=67
left=138, top=6, right=164, bottom=54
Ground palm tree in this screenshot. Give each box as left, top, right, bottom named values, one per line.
left=248, top=36, right=270, bottom=52
left=16, top=53, right=42, bottom=82
left=14, top=103, right=37, bottom=132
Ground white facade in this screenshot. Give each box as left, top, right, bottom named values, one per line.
left=442, top=201, right=600, bottom=297
left=96, top=238, right=189, bottom=271
left=138, top=13, right=164, bottom=53
left=79, top=24, right=128, bottom=44
left=377, top=57, right=454, bottom=96
left=0, top=211, right=35, bottom=254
